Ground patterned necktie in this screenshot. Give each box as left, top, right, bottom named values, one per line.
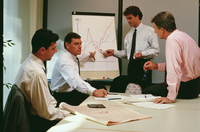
left=130, top=29, right=137, bottom=61
left=42, top=67, right=46, bottom=73
left=42, top=67, right=53, bottom=95
left=76, top=57, right=80, bottom=75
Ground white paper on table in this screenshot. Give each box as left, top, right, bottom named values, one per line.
left=94, top=94, right=128, bottom=101
left=132, top=102, right=175, bottom=110
left=121, top=94, right=160, bottom=104
left=130, top=94, right=159, bottom=99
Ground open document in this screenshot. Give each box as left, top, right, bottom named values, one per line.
left=60, top=102, right=151, bottom=126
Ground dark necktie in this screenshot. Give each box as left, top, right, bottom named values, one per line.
left=76, top=57, right=80, bottom=75
left=130, top=29, right=137, bottom=61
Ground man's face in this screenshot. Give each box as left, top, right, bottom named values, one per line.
left=44, top=42, right=58, bottom=61
left=126, top=14, right=138, bottom=28
left=66, top=38, right=82, bottom=56
left=153, top=22, right=165, bottom=39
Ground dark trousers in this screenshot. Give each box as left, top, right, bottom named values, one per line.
left=53, top=90, right=89, bottom=106
left=53, top=82, right=106, bottom=106
left=30, top=114, right=59, bottom=132
left=110, top=59, right=151, bottom=93
left=142, top=76, right=200, bottom=99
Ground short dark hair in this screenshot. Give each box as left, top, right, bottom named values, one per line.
left=31, top=28, right=59, bottom=53
left=64, top=32, right=81, bottom=49
left=151, top=11, right=176, bottom=32
left=123, top=6, right=143, bottom=20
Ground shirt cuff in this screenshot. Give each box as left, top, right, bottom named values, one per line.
left=141, top=51, right=148, bottom=56
left=88, top=87, right=96, bottom=96
left=113, top=50, right=119, bottom=56
left=166, top=86, right=177, bottom=102
left=157, top=63, right=166, bottom=71
left=61, top=109, right=70, bottom=116
left=167, top=95, right=176, bottom=102
left=86, top=52, right=91, bottom=57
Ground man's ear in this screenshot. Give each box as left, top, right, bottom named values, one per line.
left=65, top=42, right=69, bottom=50
left=160, top=27, right=165, bottom=33
left=39, top=47, right=46, bottom=54
left=136, top=15, right=139, bottom=19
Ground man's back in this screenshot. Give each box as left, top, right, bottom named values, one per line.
left=166, top=29, right=200, bottom=81
left=15, top=53, right=48, bottom=115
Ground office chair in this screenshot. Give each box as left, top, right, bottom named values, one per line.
left=3, top=84, right=31, bottom=132
left=125, top=83, right=142, bottom=94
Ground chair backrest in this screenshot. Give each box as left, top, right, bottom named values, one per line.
left=3, top=84, right=31, bottom=132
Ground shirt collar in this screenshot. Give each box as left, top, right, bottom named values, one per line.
left=133, top=22, right=143, bottom=32
left=65, top=50, right=78, bottom=62
left=29, top=53, right=45, bottom=70
left=167, top=29, right=178, bottom=39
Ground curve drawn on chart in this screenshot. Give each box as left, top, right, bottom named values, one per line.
left=82, top=21, right=115, bottom=52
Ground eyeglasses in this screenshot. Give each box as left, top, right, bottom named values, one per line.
left=142, top=69, right=148, bottom=81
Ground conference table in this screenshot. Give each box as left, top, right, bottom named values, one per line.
left=48, top=93, right=200, bottom=132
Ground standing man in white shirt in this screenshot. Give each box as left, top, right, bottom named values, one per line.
left=51, top=32, right=107, bottom=106
left=104, top=5, right=160, bottom=92
left=15, top=28, right=69, bottom=132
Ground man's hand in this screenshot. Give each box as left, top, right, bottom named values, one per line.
left=134, top=52, right=142, bottom=59
left=103, top=49, right=114, bottom=57
left=89, top=51, right=96, bottom=61
left=154, top=97, right=174, bottom=104
left=92, top=89, right=108, bottom=97
left=143, top=61, right=158, bottom=70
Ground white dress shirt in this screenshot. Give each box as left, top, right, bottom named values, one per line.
left=51, top=50, right=96, bottom=95
left=157, top=29, right=200, bottom=101
left=15, top=53, right=69, bottom=120
left=114, top=23, right=160, bottom=60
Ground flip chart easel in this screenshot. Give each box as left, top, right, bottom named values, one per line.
left=72, top=12, right=119, bottom=80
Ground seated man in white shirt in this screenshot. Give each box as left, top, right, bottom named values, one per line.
left=15, top=28, right=69, bottom=132
left=51, top=32, right=107, bottom=106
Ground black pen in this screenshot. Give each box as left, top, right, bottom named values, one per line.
left=108, top=98, right=121, bottom=100
left=107, top=93, right=118, bottom=95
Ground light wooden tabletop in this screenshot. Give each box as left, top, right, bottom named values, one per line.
left=48, top=93, right=200, bottom=132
